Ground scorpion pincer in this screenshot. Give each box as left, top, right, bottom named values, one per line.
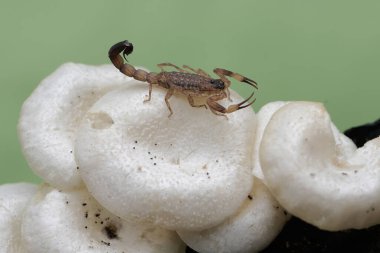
left=108, top=40, right=258, bottom=117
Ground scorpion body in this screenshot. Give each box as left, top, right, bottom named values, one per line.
left=108, top=40, right=257, bottom=117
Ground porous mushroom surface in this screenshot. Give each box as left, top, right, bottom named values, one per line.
left=20, top=185, right=185, bottom=253
left=75, top=83, right=256, bottom=231
left=177, top=178, right=290, bottom=253
left=0, top=182, right=38, bottom=253
left=18, top=63, right=142, bottom=190
left=260, top=101, right=380, bottom=231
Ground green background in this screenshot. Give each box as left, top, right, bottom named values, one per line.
left=1, top=1, right=379, bottom=184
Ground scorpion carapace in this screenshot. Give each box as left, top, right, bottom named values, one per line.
left=108, top=40, right=258, bottom=117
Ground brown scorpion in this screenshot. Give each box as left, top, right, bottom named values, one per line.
left=108, top=40, right=258, bottom=117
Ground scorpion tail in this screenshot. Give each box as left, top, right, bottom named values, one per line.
left=108, top=40, right=134, bottom=69
left=109, top=40, right=158, bottom=84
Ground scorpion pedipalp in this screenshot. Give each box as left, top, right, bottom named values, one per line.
left=213, top=68, right=258, bottom=90
left=207, top=89, right=256, bottom=117
left=236, top=90, right=257, bottom=110
left=241, top=77, right=258, bottom=89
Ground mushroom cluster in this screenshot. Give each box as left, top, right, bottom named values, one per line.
left=2, top=63, right=379, bottom=252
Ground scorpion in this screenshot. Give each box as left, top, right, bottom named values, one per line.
left=108, top=40, right=258, bottom=117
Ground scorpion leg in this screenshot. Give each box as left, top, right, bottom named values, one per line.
left=187, top=95, right=207, bottom=109
left=157, top=63, right=187, bottom=73
left=164, top=88, right=174, bottom=117
left=144, top=83, right=153, bottom=102
left=182, top=65, right=211, bottom=78
left=207, top=90, right=256, bottom=116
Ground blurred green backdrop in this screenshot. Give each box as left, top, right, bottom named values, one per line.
left=1, top=0, right=379, bottom=184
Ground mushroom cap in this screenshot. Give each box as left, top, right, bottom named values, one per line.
left=21, top=185, right=185, bottom=253
left=177, top=178, right=289, bottom=253
left=0, top=182, right=38, bottom=252
left=252, top=101, right=288, bottom=180
left=260, top=101, right=380, bottom=230
left=17, top=63, right=139, bottom=190
left=75, top=84, right=256, bottom=231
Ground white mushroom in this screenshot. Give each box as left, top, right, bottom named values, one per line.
left=75, top=83, right=256, bottom=231
left=0, top=182, right=38, bottom=253
left=21, top=185, right=185, bottom=253
left=252, top=101, right=288, bottom=180
left=260, top=101, right=380, bottom=231
left=18, top=63, right=142, bottom=190
left=177, top=178, right=290, bottom=253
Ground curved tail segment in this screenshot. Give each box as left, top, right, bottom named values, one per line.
left=108, top=40, right=157, bottom=83
left=108, top=40, right=134, bottom=69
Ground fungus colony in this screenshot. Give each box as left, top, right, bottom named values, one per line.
left=1, top=63, right=379, bottom=252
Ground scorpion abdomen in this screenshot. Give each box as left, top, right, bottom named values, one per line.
left=160, top=72, right=222, bottom=92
